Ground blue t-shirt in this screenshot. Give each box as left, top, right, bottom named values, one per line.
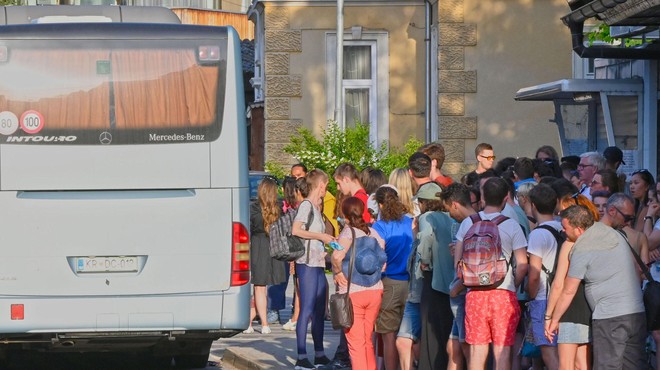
left=373, top=215, right=413, bottom=281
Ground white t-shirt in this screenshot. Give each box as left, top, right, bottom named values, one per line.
left=293, top=199, right=327, bottom=268
left=456, top=211, right=528, bottom=292
left=527, top=220, right=562, bottom=300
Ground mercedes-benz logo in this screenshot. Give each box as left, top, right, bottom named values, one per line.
left=99, top=131, right=112, bottom=145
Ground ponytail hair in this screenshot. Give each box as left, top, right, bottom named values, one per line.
left=375, top=186, right=407, bottom=221
left=341, top=197, right=370, bottom=235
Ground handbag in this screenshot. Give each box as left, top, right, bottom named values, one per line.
left=329, top=228, right=356, bottom=330
left=620, top=231, right=660, bottom=331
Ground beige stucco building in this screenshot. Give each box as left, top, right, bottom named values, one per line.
left=249, top=0, right=573, bottom=177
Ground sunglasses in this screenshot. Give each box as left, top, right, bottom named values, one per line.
left=613, top=206, right=636, bottom=223
left=479, top=155, right=496, bottom=161
left=632, top=169, right=651, bottom=176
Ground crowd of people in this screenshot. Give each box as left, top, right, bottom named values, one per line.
left=246, top=141, right=660, bottom=370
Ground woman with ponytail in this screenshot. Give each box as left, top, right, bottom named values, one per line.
left=372, top=185, right=414, bottom=370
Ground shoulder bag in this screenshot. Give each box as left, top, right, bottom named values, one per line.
left=329, top=227, right=356, bottom=330
left=619, top=230, right=660, bottom=331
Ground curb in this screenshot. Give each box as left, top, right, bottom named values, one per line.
left=222, top=347, right=265, bottom=370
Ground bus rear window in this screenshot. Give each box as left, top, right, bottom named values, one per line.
left=0, top=40, right=225, bottom=145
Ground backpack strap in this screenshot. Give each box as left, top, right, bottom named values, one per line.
left=535, top=224, right=563, bottom=277
left=491, top=214, right=509, bottom=225
left=468, top=213, right=482, bottom=224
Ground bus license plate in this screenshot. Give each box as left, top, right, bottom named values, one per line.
left=76, top=256, right=138, bottom=273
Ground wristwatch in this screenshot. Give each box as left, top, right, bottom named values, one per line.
left=644, top=216, right=654, bottom=222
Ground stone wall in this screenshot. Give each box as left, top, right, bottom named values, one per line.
left=437, top=0, right=477, bottom=178
left=263, top=6, right=301, bottom=166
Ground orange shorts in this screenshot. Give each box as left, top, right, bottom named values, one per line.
left=465, top=289, right=520, bottom=346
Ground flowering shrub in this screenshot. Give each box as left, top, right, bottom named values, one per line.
left=270, top=120, right=422, bottom=191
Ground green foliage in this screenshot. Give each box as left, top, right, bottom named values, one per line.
left=264, top=161, right=287, bottom=179
left=280, top=120, right=423, bottom=193
left=0, top=0, right=21, bottom=5
left=587, top=23, right=644, bottom=47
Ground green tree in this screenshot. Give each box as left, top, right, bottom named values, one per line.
left=265, top=120, right=423, bottom=193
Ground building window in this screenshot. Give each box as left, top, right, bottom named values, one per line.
left=326, top=30, right=388, bottom=146
left=343, top=44, right=374, bottom=128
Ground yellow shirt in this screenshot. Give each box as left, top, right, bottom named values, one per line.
left=323, top=192, right=339, bottom=237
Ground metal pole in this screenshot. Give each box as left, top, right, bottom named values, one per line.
left=334, top=0, right=344, bottom=128
left=425, top=0, right=432, bottom=143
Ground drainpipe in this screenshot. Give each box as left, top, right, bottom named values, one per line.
left=425, top=0, right=432, bottom=144
left=334, top=0, right=344, bottom=128
left=568, top=19, right=660, bottom=59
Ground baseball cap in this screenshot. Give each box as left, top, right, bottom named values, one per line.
left=415, top=182, right=442, bottom=200
left=603, top=146, right=625, bottom=165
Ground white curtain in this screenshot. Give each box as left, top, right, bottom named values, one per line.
left=345, top=88, right=369, bottom=128
left=343, top=46, right=370, bottom=79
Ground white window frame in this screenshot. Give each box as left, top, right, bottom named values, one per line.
left=326, top=30, right=388, bottom=147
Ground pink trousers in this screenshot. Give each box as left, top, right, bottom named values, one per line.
left=345, top=289, right=383, bottom=370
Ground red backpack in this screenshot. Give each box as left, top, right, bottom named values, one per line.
left=457, top=213, right=510, bottom=289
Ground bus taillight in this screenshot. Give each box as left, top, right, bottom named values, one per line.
left=11, top=304, right=23, bottom=320
left=231, top=222, right=250, bottom=286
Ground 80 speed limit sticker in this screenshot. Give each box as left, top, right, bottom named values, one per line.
left=0, top=111, right=19, bottom=135
left=20, top=110, right=44, bottom=134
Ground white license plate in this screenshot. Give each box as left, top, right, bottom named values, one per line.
left=76, top=256, right=138, bottom=273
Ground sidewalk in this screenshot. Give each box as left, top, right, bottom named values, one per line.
left=212, top=274, right=341, bottom=370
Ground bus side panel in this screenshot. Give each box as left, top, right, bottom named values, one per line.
left=0, top=143, right=211, bottom=191
left=211, top=27, right=248, bottom=191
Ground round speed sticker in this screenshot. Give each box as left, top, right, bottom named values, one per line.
left=0, top=111, right=19, bottom=135
left=20, top=110, right=44, bottom=134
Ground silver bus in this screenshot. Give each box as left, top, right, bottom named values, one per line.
left=0, top=6, right=250, bottom=368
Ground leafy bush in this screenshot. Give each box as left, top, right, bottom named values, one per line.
left=272, top=120, right=422, bottom=192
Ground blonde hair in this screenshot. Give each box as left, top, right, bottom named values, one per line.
left=558, top=193, right=600, bottom=222
left=388, top=168, right=416, bottom=214
left=258, top=178, right=280, bottom=234
left=305, top=169, right=329, bottom=192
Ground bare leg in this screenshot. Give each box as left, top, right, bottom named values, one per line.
left=557, top=343, right=577, bottom=370
left=254, top=285, right=269, bottom=329
left=492, top=344, right=512, bottom=370
left=447, top=338, right=464, bottom=370
left=468, top=344, right=489, bottom=370
left=574, top=343, right=591, bottom=370
left=511, top=332, right=523, bottom=370
left=382, top=332, right=399, bottom=370
left=396, top=337, right=413, bottom=370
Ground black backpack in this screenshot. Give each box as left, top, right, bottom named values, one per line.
left=536, top=224, right=565, bottom=286
left=268, top=201, right=314, bottom=261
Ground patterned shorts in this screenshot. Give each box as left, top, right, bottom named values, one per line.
left=465, top=289, right=520, bottom=346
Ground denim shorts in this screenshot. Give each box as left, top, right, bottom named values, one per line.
left=557, top=322, right=591, bottom=344
left=449, top=294, right=466, bottom=342
left=529, top=300, right=557, bottom=347
left=396, top=301, right=421, bottom=342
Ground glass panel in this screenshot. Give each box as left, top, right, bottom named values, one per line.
left=345, top=88, right=369, bottom=127
left=0, top=39, right=225, bottom=145
left=560, top=103, right=590, bottom=155
left=608, top=95, right=638, bottom=150
left=343, top=46, right=370, bottom=80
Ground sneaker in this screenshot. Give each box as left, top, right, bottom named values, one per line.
left=294, top=358, right=315, bottom=370
left=242, top=326, right=254, bottom=334
left=261, top=326, right=272, bottom=334
left=282, top=319, right=297, bottom=331
left=314, top=355, right=331, bottom=366
left=266, top=310, right=280, bottom=324
left=316, top=358, right=351, bottom=370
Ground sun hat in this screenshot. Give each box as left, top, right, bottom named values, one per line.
left=342, top=235, right=387, bottom=287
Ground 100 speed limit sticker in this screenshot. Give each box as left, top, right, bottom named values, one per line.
left=20, top=110, right=44, bottom=134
